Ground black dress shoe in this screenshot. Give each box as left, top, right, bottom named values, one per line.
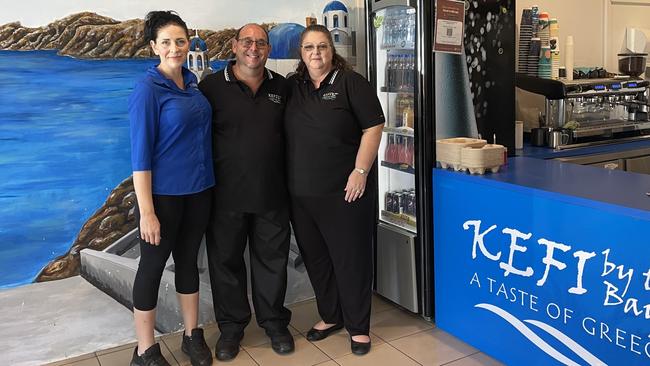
left=306, top=324, right=344, bottom=342
left=268, top=329, right=295, bottom=355
left=181, top=328, right=212, bottom=366
left=215, top=332, right=243, bottom=361
left=350, top=337, right=371, bottom=355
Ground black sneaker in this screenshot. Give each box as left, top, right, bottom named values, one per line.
left=181, top=328, right=213, bottom=366
left=130, top=343, right=171, bottom=366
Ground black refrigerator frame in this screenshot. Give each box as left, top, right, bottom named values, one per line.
left=365, top=0, right=435, bottom=320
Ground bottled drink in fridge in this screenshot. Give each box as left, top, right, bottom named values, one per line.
left=396, top=9, right=408, bottom=48
left=393, top=55, right=405, bottom=91
left=394, top=93, right=404, bottom=127
left=403, top=95, right=414, bottom=128
left=385, top=191, right=394, bottom=213
left=407, top=54, right=415, bottom=90
left=386, top=54, right=394, bottom=91
left=384, top=133, right=398, bottom=163
left=396, top=135, right=408, bottom=165
left=405, top=136, right=414, bottom=167
left=407, top=192, right=416, bottom=216
left=381, top=10, right=392, bottom=48
left=406, top=10, right=416, bottom=49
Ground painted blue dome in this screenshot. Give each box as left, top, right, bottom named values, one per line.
left=323, top=1, right=348, bottom=13
left=269, top=23, right=305, bottom=59
left=190, top=35, right=207, bottom=52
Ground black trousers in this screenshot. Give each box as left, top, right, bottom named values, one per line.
left=205, top=206, right=292, bottom=336
left=133, top=189, right=212, bottom=311
left=290, top=193, right=374, bottom=336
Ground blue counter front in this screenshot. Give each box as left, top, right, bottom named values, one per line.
left=433, top=157, right=650, bottom=366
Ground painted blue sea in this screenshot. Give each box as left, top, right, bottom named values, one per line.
left=0, top=50, right=227, bottom=289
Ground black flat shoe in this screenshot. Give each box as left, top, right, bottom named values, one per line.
left=350, top=337, right=371, bottom=355
left=306, top=324, right=344, bottom=342
left=215, top=332, right=243, bottom=361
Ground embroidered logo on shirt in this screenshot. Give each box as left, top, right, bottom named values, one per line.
left=322, top=92, right=339, bottom=101
left=188, top=82, right=199, bottom=89
left=268, top=93, right=283, bottom=104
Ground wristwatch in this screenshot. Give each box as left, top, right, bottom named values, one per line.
left=354, top=168, right=367, bottom=175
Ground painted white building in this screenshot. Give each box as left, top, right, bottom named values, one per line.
left=187, top=30, right=212, bottom=81
left=322, top=0, right=355, bottom=63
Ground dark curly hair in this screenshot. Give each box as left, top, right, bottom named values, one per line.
left=295, top=24, right=351, bottom=79
left=144, top=10, right=189, bottom=43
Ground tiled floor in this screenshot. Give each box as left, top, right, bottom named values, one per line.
left=44, top=296, right=503, bottom=366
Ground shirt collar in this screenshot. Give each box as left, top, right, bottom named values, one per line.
left=224, top=61, right=273, bottom=83
left=302, top=68, right=340, bottom=86
left=148, top=66, right=197, bottom=89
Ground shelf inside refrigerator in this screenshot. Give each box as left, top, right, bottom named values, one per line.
left=379, top=86, right=414, bottom=94
left=383, top=126, right=414, bottom=136
left=381, top=161, right=414, bottom=174
left=380, top=45, right=415, bottom=51
left=380, top=210, right=417, bottom=233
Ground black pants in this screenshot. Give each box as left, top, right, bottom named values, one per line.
left=132, top=189, right=212, bottom=311
left=205, top=207, right=292, bottom=336
left=290, top=193, right=374, bottom=336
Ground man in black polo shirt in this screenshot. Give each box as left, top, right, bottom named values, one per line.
left=198, top=23, right=293, bottom=361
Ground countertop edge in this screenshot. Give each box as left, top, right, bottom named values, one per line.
left=433, top=158, right=650, bottom=221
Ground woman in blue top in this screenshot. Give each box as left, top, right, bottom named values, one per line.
left=128, top=11, right=214, bottom=366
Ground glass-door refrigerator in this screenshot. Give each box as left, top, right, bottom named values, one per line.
left=366, top=0, right=434, bottom=319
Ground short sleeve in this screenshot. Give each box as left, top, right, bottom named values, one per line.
left=128, top=80, right=158, bottom=171
left=347, top=71, right=385, bottom=130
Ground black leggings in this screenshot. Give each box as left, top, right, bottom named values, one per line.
left=132, top=189, right=211, bottom=311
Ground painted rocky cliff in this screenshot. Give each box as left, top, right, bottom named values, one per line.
left=35, top=176, right=136, bottom=282
left=3, top=12, right=275, bottom=283
left=0, top=12, right=245, bottom=60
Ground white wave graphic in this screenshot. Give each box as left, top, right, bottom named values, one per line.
left=525, top=320, right=607, bottom=366
left=475, top=303, right=582, bottom=366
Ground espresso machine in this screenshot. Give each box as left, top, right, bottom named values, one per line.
left=516, top=27, right=650, bottom=149
left=517, top=74, right=650, bottom=149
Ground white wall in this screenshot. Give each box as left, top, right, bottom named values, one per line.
left=515, top=0, right=650, bottom=128
left=0, top=0, right=326, bottom=29
left=516, top=0, right=650, bottom=71
left=606, top=1, right=650, bottom=70
left=516, top=0, right=606, bottom=69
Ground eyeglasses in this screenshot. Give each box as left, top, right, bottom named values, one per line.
left=302, top=43, right=330, bottom=52
left=237, top=38, right=269, bottom=49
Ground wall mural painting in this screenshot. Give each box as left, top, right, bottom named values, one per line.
left=0, top=1, right=358, bottom=365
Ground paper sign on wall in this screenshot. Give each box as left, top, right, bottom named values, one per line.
left=434, top=0, right=465, bottom=54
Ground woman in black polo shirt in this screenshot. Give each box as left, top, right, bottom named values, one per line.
left=285, top=24, right=384, bottom=355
